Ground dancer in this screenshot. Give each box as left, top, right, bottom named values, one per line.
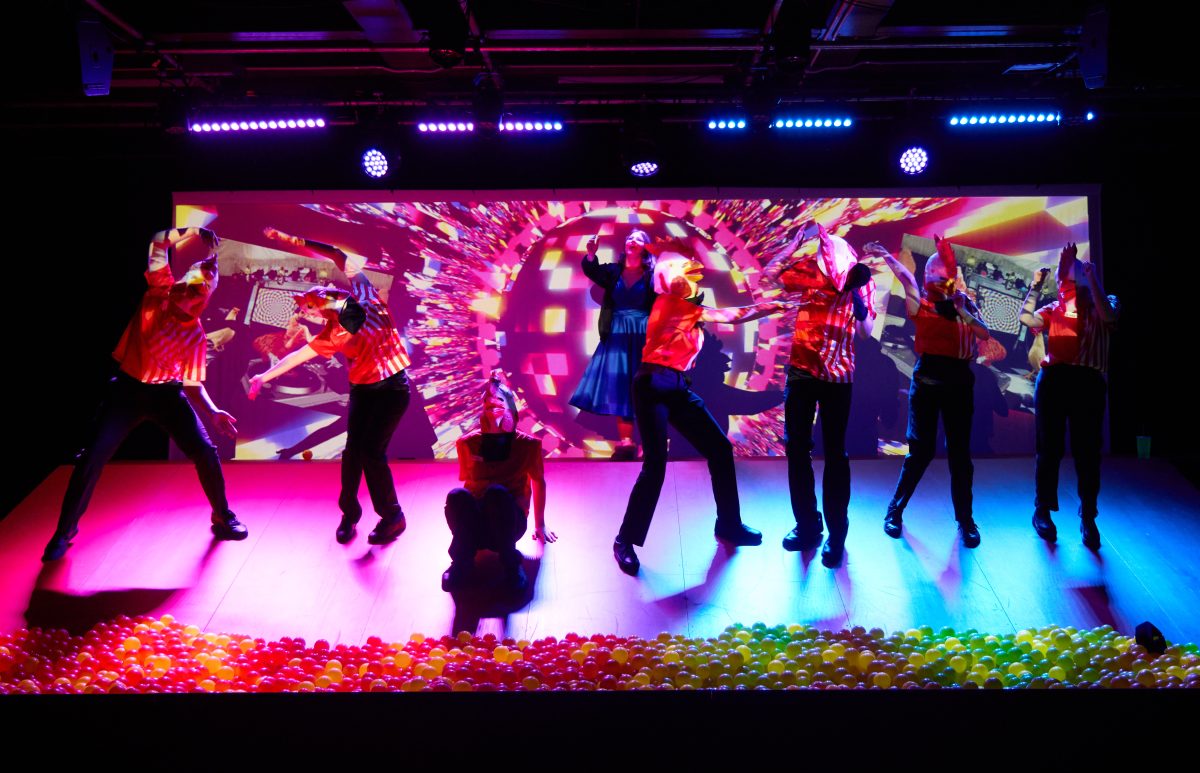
left=249, top=228, right=411, bottom=546
left=760, top=222, right=876, bottom=567
left=443, top=371, right=554, bottom=592
left=874, top=237, right=990, bottom=547
left=569, top=229, right=656, bottom=460
left=45, top=227, right=246, bottom=561
left=1019, top=243, right=1117, bottom=549
left=613, top=246, right=787, bottom=575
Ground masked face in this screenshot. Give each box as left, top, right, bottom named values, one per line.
left=481, top=373, right=518, bottom=434
left=652, top=254, right=704, bottom=298
left=293, top=286, right=338, bottom=323
left=168, top=256, right=218, bottom=319
left=924, top=238, right=958, bottom=301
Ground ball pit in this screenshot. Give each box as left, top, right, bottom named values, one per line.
left=0, top=616, right=1196, bottom=694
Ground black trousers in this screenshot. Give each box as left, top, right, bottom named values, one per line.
left=1035, top=364, right=1106, bottom=518
left=340, top=370, right=410, bottom=521
left=618, top=364, right=741, bottom=546
left=445, top=485, right=527, bottom=568
left=58, top=371, right=230, bottom=532
left=784, top=369, right=852, bottom=540
left=887, top=358, right=975, bottom=522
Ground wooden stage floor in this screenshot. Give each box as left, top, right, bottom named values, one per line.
left=2, top=457, right=1198, bottom=647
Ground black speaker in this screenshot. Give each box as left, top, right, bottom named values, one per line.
left=77, top=15, right=113, bottom=97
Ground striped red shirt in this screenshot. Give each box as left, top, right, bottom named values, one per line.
left=1035, top=300, right=1112, bottom=373
left=912, top=298, right=977, bottom=360
left=309, top=272, right=411, bottom=384
left=781, top=260, right=877, bottom=383
left=641, top=294, right=705, bottom=372
left=113, top=263, right=208, bottom=384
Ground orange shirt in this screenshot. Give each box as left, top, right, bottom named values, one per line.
left=641, top=294, right=705, bottom=372
left=780, top=259, right=876, bottom=383
left=308, top=273, right=411, bottom=384
left=456, top=431, right=544, bottom=513
left=112, top=264, right=208, bottom=384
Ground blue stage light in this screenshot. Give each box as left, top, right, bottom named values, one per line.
left=899, top=146, right=929, bottom=175
left=362, top=149, right=389, bottom=178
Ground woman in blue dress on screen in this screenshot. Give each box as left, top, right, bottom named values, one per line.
left=569, top=229, right=657, bottom=460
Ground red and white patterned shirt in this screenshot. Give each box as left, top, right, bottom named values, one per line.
left=912, top=298, right=977, bottom=360
left=780, top=259, right=876, bottom=383
left=1034, top=300, right=1112, bottom=373
left=641, top=294, right=705, bottom=372
left=308, top=272, right=411, bottom=385
left=112, top=232, right=209, bottom=384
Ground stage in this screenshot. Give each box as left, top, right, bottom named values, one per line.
left=3, top=456, right=1197, bottom=646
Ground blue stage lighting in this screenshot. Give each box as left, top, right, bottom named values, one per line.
left=362, top=149, right=389, bottom=178
left=899, top=146, right=929, bottom=175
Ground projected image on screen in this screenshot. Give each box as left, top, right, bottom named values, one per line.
left=178, top=192, right=1092, bottom=460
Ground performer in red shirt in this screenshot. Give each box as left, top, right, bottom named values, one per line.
left=1019, top=243, right=1117, bottom=549
left=44, top=227, right=246, bottom=561
left=874, top=237, right=991, bottom=547
left=250, top=228, right=412, bottom=546
left=443, top=371, right=554, bottom=592
left=760, top=223, right=876, bottom=567
left=612, top=247, right=787, bottom=575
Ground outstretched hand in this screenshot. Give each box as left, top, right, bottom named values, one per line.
left=533, top=528, right=558, bottom=544
left=247, top=374, right=265, bottom=401
left=1061, top=242, right=1078, bottom=262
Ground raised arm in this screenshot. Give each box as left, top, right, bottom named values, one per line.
left=579, top=235, right=615, bottom=287
left=759, top=228, right=806, bottom=288
left=1019, top=268, right=1051, bottom=329
left=1079, top=261, right=1118, bottom=326
left=263, top=227, right=356, bottom=276
left=148, top=227, right=217, bottom=273
left=866, top=242, right=921, bottom=318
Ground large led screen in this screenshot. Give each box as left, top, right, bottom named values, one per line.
left=175, top=190, right=1096, bottom=460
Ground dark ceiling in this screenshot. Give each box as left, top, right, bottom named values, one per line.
left=6, top=1, right=1189, bottom=133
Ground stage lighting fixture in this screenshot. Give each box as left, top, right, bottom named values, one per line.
left=899, top=146, right=929, bottom=175
left=416, top=120, right=475, bottom=133
left=188, top=115, right=326, bottom=133
left=707, top=117, right=747, bottom=131
left=497, top=118, right=563, bottom=132
left=361, top=148, right=389, bottom=178
left=630, top=160, right=659, bottom=178
left=427, top=13, right=468, bottom=69
left=771, top=116, right=853, bottom=130
left=948, top=110, right=1062, bottom=128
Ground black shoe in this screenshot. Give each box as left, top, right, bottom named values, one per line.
left=367, top=513, right=406, bottom=545
left=506, top=565, right=528, bottom=592
left=610, top=444, right=638, bottom=461
left=1080, top=518, right=1101, bottom=550
left=613, top=538, right=640, bottom=575
left=441, top=563, right=472, bottom=592
left=958, top=519, right=981, bottom=549
left=42, top=527, right=79, bottom=562
left=335, top=515, right=359, bottom=544
left=211, top=512, right=249, bottom=541
left=715, top=522, right=763, bottom=547
left=1032, top=510, right=1057, bottom=542
left=883, top=508, right=903, bottom=539
left=782, top=526, right=822, bottom=552
left=821, top=538, right=845, bottom=568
